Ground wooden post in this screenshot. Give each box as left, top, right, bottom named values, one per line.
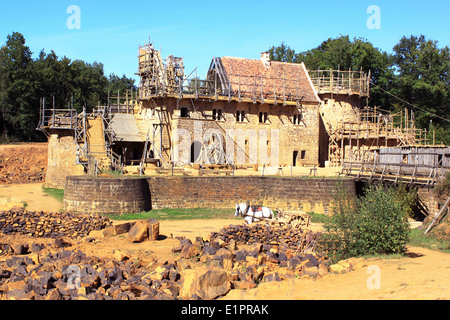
left=228, top=70, right=232, bottom=102
left=260, top=75, right=264, bottom=103
left=41, top=98, right=45, bottom=127
left=179, top=75, right=183, bottom=99
left=195, top=68, right=198, bottom=99
left=349, top=122, right=352, bottom=160
left=52, top=96, right=55, bottom=127
left=126, top=90, right=129, bottom=114
left=117, top=90, right=120, bottom=113
left=425, top=197, right=450, bottom=234
left=214, top=72, right=218, bottom=101
left=253, top=75, right=256, bottom=103
left=238, top=74, right=241, bottom=102
left=357, top=118, right=361, bottom=161
left=405, top=108, right=408, bottom=132
left=341, top=122, right=344, bottom=165
left=330, top=69, right=333, bottom=99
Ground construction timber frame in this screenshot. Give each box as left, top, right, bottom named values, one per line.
left=326, top=106, right=431, bottom=166
left=341, top=146, right=450, bottom=187
left=137, top=42, right=310, bottom=106
left=36, top=97, right=124, bottom=174
left=307, top=69, right=431, bottom=167
left=309, top=69, right=370, bottom=98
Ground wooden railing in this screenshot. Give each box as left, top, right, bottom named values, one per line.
left=341, top=160, right=449, bottom=186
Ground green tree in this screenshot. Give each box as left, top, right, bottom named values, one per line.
left=269, top=36, right=394, bottom=107
left=391, top=35, right=450, bottom=144
left=0, top=32, right=40, bottom=141
left=69, top=59, right=108, bottom=112
left=34, top=50, right=74, bottom=109
left=106, top=73, right=136, bottom=95
left=268, top=41, right=298, bottom=63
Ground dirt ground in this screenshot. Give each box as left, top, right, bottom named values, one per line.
left=0, top=143, right=47, bottom=184
left=0, top=182, right=449, bottom=300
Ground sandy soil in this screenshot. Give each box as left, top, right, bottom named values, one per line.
left=0, top=183, right=62, bottom=212
left=223, top=245, right=450, bottom=300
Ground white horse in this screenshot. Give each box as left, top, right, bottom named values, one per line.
left=234, top=202, right=274, bottom=224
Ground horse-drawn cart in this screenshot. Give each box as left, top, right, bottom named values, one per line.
left=234, top=202, right=310, bottom=228
left=270, top=210, right=311, bottom=229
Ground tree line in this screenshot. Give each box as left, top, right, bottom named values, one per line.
left=0, top=32, right=136, bottom=142
left=268, top=35, right=450, bottom=145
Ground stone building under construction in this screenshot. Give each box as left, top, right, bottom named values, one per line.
left=38, top=40, right=439, bottom=189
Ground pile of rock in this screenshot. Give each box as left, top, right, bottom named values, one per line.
left=0, top=235, right=329, bottom=300
left=0, top=248, right=185, bottom=300
left=0, top=216, right=344, bottom=300
left=209, top=223, right=320, bottom=251
left=0, top=208, right=112, bottom=239
left=169, top=222, right=330, bottom=294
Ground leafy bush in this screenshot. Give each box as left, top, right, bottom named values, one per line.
left=319, top=183, right=411, bottom=262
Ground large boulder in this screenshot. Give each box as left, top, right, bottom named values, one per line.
left=180, top=268, right=230, bottom=300
left=127, top=221, right=149, bottom=243
left=127, top=219, right=160, bottom=243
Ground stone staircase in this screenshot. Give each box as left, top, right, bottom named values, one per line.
left=86, top=117, right=111, bottom=170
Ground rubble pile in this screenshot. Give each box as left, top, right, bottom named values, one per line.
left=0, top=208, right=112, bottom=239
left=0, top=145, right=47, bottom=184
left=0, top=247, right=185, bottom=300
left=209, top=223, right=320, bottom=251
left=0, top=219, right=331, bottom=300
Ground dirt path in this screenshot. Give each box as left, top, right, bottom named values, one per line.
left=0, top=183, right=62, bottom=212
left=223, top=245, right=450, bottom=300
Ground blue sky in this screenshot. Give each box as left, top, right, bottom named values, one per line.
left=1, top=0, right=449, bottom=83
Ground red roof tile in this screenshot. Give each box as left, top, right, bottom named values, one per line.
left=216, top=57, right=320, bottom=104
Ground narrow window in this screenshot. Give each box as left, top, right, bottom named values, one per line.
left=293, top=113, right=302, bottom=125
left=301, top=150, right=306, bottom=160
left=213, top=109, right=222, bottom=120
left=180, top=107, right=189, bottom=118
left=293, top=151, right=298, bottom=166
left=259, top=112, right=268, bottom=123
left=236, top=110, right=246, bottom=122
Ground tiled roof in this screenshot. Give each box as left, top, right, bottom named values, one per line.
left=110, top=114, right=144, bottom=142
left=217, top=57, right=320, bottom=103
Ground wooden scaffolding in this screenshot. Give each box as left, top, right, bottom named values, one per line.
left=327, top=106, right=429, bottom=167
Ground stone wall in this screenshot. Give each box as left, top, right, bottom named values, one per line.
left=64, top=176, right=151, bottom=215
left=62, top=175, right=354, bottom=215
left=417, top=188, right=441, bottom=216
left=147, top=176, right=355, bottom=214
left=45, top=131, right=85, bottom=189
left=138, top=97, right=321, bottom=167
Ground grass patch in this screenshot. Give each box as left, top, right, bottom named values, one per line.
left=308, top=212, right=332, bottom=224
left=107, top=207, right=240, bottom=221
left=42, top=187, right=64, bottom=203
left=408, top=228, right=450, bottom=253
